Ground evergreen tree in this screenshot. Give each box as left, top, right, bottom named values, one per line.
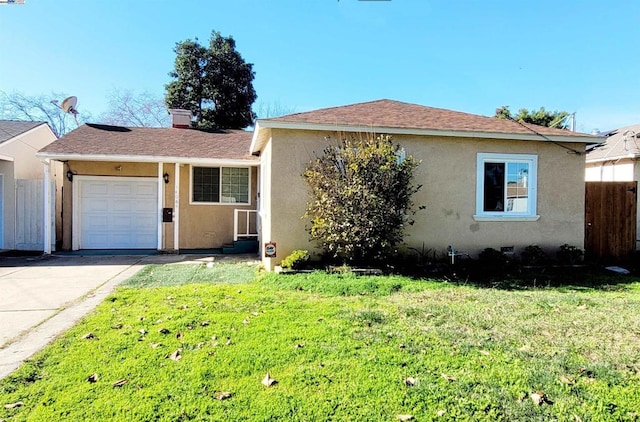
left=165, top=31, right=257, bottom=130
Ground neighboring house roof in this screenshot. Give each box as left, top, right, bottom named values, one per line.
left=38, top=123, right=258, bottom=164
left=0, top=120, right=47, bottom=145
left=586, top=123, right=640, bottom=163
left=252, top=99, right=600, bottom=154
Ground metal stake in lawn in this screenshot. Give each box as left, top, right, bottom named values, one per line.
left=447, top=245, right=468, bottom=265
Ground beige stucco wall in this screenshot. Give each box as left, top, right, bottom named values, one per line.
left=259, top=140, right=273, bottom=257
left=61, top=160, right=257, bottom=251
left=0, top=161, right=16, bottom=249
left=585, top=160, right=635, bottom=182
left=175, top=164, right=258, bottom=249
left=0, top=125, right=56, bottom=180
left=260, top=128, right=587, bottom=270
left=0, top=124, right=58, bottom=250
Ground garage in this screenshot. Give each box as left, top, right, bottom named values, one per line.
left=74, top=177, right=158, bottom=249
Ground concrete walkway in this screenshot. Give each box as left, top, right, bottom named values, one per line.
left=0, top=254, right=186, bottom=380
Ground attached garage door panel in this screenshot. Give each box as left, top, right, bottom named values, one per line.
left=79, top=178, right=158, bottom=249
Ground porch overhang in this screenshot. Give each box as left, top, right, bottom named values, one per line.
left=35, top=152, right=259, bottom=167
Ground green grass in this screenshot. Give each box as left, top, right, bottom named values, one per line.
left=1, top=265, right=640, bottom=421
left=122, top=261, right=259, bottom=287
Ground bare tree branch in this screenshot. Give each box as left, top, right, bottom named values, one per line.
left=98, top=89, right=170, bottom=127
left=255, top=101, right=297, bottom=119
left=0, top=91, right=90, bottom=136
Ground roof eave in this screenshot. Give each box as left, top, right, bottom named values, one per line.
left=250, top=121, right=271, bottom=154
left=0, top=122, right=55, bottom=150
left=35, top=152, right=259, bottom=166
left=586, top=153, right=639, bottom=164
left=253, top=120, right=600, bottom=147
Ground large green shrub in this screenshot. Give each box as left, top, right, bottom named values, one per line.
left=303, top=134, right=421, bottom=265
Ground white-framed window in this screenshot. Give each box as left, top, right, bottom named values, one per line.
left=474, top=153, right=539, bottom=221
left=191, top=166, right=250, bottom=205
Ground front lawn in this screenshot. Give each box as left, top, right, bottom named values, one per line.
left=1, top=263, right=639, bottom=421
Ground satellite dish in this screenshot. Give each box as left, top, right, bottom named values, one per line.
left=60, top=96, right=78, bottom=115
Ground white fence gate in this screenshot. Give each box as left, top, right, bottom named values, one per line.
left=15, top=179, right=55, bottom=251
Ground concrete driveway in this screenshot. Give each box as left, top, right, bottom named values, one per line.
left=0, top=254, right=175, bottom=379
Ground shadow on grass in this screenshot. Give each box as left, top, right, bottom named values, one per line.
left=123, top=261, right=259, bottom=288
left=429, top=260, right=640, bottom=292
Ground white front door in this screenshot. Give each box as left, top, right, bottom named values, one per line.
left=74, top=177, right=158, bottom=249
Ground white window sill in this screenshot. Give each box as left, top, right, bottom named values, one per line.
left=190, top=202, right=251, bottom=206
left=473, top=215, right=540, bottom=222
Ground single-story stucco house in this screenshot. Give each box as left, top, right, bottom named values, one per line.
left=37, top=100, right=599, bottom=270
left=0, top=120, right=59, bottom=251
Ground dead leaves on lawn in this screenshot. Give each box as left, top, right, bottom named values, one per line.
left=4, top=401, right=24, bottom=409
left=441, top=373, right=456, bottom=382
left=403, top=377, right=417, bottom=387
left=215, top=391, right=233, bottom=401
left=112, top=378, right=128, bottom=388
left=261, top=372, right=277, bottom=387
left=396, top=414, right=413, bottom=421
left=168, top=349, right=182, bottom=361
left=87, top=373, right=99, bottom=383
left=559, top=375, right=576, bottom=386
left=530, top=391, right=553, bottom=406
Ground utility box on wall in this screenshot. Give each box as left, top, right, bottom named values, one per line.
left=162, top=208, right=173, bottom=223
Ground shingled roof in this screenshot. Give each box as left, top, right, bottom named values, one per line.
left=0, top=120, right=47, bottom=145
left=38, top=124, right=257, bottom=163
left=267, top=99, right=593, bottom=137
left=251, top=99, right=599, bottom=154
left=586, top=124, right=640, bottom=162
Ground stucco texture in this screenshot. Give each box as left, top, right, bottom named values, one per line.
left=260, top=128, right=587, bottom=269
left=61, top=161, right=257, bottom=251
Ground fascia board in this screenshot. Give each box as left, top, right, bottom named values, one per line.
left=250, top=121, right=272, bottom=154
left=35, top=152, right=259, bottom=166
left=250, top=121, right=261, bottom=153
left=0, top=122, right=52, bottom=150
left=254, top=120, right=601, bottom=145
left=585, top=153, right=638, bottom=164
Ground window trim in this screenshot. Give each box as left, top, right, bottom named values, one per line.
left=474, top=153, right=539, bottom=221
left=189, top=165, right=251, bottom=206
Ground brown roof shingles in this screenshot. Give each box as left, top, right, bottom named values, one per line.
left=0, top=120, right=47, bottom=144
left=268, top=99, right=591, bottom=138
left=586, top=124, right=640, bottom=161
left=39, top=124, right=257, bottom=161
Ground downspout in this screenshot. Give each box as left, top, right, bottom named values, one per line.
left=157, top=162, right=164, bottom=251
left=42, top=159, right=52, bottom=254
left=256, top=164, right=261, bottom=257
left=173, top=162, right=180, bottom=251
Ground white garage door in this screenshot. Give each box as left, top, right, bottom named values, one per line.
left=76, top=177, right=158, bottom=249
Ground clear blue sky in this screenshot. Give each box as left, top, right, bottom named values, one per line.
left=1, top=0, right=638, bottom=133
